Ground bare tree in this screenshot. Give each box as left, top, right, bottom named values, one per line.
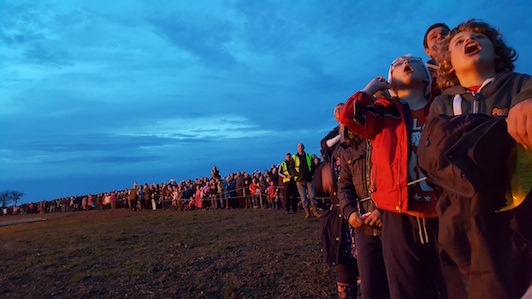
left=10, top=191, right=24, bottom=207
left=0, top=190, right=13, bottom=208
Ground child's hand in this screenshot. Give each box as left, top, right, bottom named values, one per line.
left=362, top=76, right=391, bottom=96
left=507, top=99, right=532, bottom=148
left=348, top=212, right=363, bottom=228
left=364, top=210, right=382, bottom=227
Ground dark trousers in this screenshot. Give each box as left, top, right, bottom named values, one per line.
left=283, top=181, right=298, bottom=212
left=355, top=230, right=389, bottom=299
left=129, top=199, right=137, bottom=210
left=381, top=211, right=447, bottom=299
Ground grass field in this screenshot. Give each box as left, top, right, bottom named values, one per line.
left=0, top=208, right=340, bottom=298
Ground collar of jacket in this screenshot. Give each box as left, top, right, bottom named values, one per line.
left=441, top=71, right=515, bottom=97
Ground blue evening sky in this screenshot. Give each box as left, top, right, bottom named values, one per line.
left=1, top=0, right=531, bottom=203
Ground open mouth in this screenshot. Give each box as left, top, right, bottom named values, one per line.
left=464, top=41, right=481, bottom=55
left=403, top=64, right=413, bottom=73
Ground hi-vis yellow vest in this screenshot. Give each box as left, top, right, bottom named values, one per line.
left=280, top=161, right=291, bottom=183
left=293, top=153, right=312, bottom=181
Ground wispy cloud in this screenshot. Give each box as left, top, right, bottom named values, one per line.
left=114, top=115, right=274, bottom=140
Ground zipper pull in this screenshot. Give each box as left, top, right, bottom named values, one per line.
left=470, top=91, right=480, bottom=113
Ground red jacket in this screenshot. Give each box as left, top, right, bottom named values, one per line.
left=249, top=183, right=258, bottom=195
left=338, top=91, right=437, bottom=218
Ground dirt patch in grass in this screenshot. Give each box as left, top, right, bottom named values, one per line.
left=0, top=209, right=343, bottom=298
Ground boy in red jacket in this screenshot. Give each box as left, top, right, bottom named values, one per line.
left=338, top=54, right=450, bottom=299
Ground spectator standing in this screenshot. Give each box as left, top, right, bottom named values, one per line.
left=290, top=143, right=320, bottom=219
left=266, top=179, right=276, bottom=209
left=211, top=166, right=220, bottom=180
left=337, top=128, right=389, bottom=299
left=137, top=188, right=144, bottom=210
left=216, top=178, right=225, bottom=209
left=249, top=178, right=259, bottom=208
left=143, top=184, right=150, bottom=210
left=129, top=182, right=138, bottom=211
left=338, top=55, right=449, bottom=299
left=278, top=153, right=298, bottom=214
left=242, top=173, right=251, bottom=208
left=225, top=176, right=236, bottom=208
left=235, top=172, right=245, bottom=208
left=88, top=194, right=93, bottom=210
left=110, top=191, right=117, bottom=210
left=195, top=185, right=203, bottom=209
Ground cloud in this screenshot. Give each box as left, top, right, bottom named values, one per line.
left=114, top=115, right=274, bottom=140
left=147, top=12, right=236, bottom=67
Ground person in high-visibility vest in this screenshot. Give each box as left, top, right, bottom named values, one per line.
left=290, top=143, right=320, bottom=219
left=278, top=152, right=298, bottom=213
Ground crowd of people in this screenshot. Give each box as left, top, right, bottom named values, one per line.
left=3, top=161, right=330, bottom=217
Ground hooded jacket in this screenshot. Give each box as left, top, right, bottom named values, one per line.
left=417, top=114, right=532, bottom=299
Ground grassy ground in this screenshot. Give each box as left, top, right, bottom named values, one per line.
left=0, top=208, right=342, bottom=298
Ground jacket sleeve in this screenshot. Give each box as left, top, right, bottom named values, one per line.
left=337, top=150, right=359, bottom=221
left=278, top=164, right=287, bottom=178
left=338, top=91, right=392, bottom=140
left=320, top=126, right=340, bottom=159
left=511, top=73, right=532, bottom=107
left=428, top=95, right=449, bottom=119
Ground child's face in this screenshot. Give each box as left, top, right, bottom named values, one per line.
left=449, top=31, right=495, bottom=76
left=390, top=57, right=427, bottom=90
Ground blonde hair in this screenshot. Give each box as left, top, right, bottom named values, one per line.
left=437, top=19, right=517, bottom=90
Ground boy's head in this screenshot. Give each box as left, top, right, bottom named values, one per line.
left=423, top=23, right=450, bottom=60
left=388, top=54, right=431, bottom=97
left=438, top=19, right=517, bottom=90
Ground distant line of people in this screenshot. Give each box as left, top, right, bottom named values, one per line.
left=5, top=156, right=329, bottom=217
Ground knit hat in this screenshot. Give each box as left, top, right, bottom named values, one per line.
left=387, top=54, right=431, bottom=97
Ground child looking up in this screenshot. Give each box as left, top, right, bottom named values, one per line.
left=432, top=19, right=531, bottom=124
left=338, top=54, right=451, bottom=299
left=420, top=19, right=532, bottom=299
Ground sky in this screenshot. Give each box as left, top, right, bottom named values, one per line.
left=1, top=0, right=531, bottom=204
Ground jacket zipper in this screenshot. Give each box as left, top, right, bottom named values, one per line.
left=366, top=140, right=376, bottom=193
left=470, top=91, right=480, bottom=113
